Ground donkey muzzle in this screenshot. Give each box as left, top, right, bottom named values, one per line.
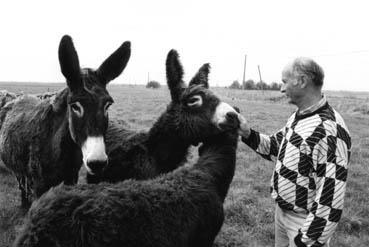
left=218, top=112, right=240, bottom=131
left=81, top=136, right=108, bottom=175
left=86, top=160, right=108, bottom=174
left=213, top=102, right=240, bottom=129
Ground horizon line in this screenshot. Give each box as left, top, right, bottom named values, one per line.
left=0, top=81, right=368, bottom=93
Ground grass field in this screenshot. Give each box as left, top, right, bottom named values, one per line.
left=0, top=82, right=369, bottom=246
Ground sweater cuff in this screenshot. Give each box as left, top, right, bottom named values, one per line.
left=294, top=231, right=307, bottom=247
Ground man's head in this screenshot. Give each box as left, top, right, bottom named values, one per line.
left=281, top=57, right=324, bottom=106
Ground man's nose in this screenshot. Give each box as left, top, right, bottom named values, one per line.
left=280, top=84, right=286, bottom=93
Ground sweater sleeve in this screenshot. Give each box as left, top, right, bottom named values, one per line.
left=294, top=123, right=351, bottom=247
left=241, top=127, right=285, bottom=161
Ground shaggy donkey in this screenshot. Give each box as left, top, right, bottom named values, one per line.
left=13, top=111, right=240, bottom=247
left=0, top=35, right=131, bottom=208
left=88, top=49, right=238, bottom=183
left=0, top=90, right=18, bottom=108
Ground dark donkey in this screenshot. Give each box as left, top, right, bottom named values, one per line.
left=0, top=35, right=131, bottom=208
left=88, top=49, right=239, bottom=184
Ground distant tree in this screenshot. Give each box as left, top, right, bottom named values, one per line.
left=146, top=80, right=161, bottom=89
left=256, top=81, right=269, bottom=90
left=229, top=80, right=241, bottom=89
left=270, top=82, right=282, bottom=91
left=243, top=79, right=256, bottom=90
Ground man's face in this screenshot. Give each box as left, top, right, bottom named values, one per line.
left=280, top=68, right=303, bottom=105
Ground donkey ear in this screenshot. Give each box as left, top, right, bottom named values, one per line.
left=97, top=41, right=131, bottom=84
left=51, top=89, right=68, bottom=113
left=58, top=35, right=82, bottom=92
left=189, top=63, right=210, bottom=88
left=166, top=49, right=184, bottom=102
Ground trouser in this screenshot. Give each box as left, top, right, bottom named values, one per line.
left=275, top=205, right=330, bottom=247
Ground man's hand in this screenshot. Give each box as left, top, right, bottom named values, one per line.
left=238, top=114, right=251, bottom=138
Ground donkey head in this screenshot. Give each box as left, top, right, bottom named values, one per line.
left=165, top=50, right=239, bottom=144
left=58, top=35, right=131, bottom=175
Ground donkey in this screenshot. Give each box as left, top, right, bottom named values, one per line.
left=0, top=35, right=131, bottom=208
left=13, top=109, right=240, bottom=247
left=87, top=49, right=238, bottom=183
left=0, top=90, right=19, bottom=108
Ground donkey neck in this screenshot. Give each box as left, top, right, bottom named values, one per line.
left=147, top=115, right=191, bottom=172
left=195, top=143, right=237, bottom=202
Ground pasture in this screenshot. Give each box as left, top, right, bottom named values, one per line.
left=1, top=82, right=369, bottom=247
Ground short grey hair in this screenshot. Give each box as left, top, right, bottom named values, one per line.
left=291, top=57, right=324, bottom=87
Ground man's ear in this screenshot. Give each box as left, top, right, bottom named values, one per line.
left=299, top=75, right=308, bottom=88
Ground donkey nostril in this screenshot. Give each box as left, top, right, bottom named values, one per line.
left=224, top=112, right=240, bottom=128
left=226, top=111, right=238, bottom=120
left=227, top=111, right=237, bottom=116
left=87, top=160, right=107, bottom=174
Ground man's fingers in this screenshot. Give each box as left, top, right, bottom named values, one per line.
left=237, top=114, right=247, bottom=125
left=237, top=114, right=251, bottom=138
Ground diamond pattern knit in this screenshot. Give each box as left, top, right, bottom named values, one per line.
left=242, top=102, right=351, bottom=246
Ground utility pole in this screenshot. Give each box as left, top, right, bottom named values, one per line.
left=258, top=65, right=264, bottom=94
left=257, top=65, right=262, bottom=83
left=242, top=54, right=247, bottom=89
left=147, top=72, right=150, bottom=84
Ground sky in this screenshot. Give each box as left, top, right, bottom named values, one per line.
left=1, top=0, right=368, bottom=91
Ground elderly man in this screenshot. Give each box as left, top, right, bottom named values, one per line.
left=239, top=57, right=351, bottom=247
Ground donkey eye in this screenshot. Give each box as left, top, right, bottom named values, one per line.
left=70, top=102, right=84, bottom=117
left=104, top=101, right=113, bottom=112
left=187, top=95, right=203, bottom=107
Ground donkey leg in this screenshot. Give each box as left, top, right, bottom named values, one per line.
left=21, top=188, right=30, bottom=208
left=18, top=178, right=27, bottom=206
left=18, top=176, right=31, bottom=209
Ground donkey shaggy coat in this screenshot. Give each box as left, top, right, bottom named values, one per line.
left=88, top=49, right=238, bottom=183
left=0, top=35, right=131, bottom=208
left=13, top=112, right=240, bottom=247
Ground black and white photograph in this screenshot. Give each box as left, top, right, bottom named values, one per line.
left=0, top=1, right=368, bottom=246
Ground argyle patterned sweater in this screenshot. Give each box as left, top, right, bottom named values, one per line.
left=242, top=102, right=351, bottom=247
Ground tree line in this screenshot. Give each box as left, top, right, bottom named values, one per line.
left=229, top=79, right=282, bottom=90
left=145, top=79, right=282, bottom=90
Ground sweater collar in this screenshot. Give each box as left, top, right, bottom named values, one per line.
left=297, top=95, right=326, bottom=116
